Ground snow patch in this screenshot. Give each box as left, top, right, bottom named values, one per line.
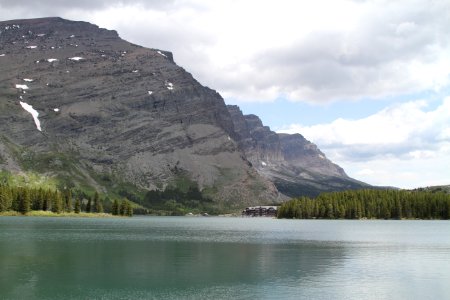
left=37, top=33, right=46, bottom=37
left=19, top=101, right=41, bottom=131
left=47, top=58, right=58, bottom=62
left=15, top=84, right=29, bottom=90
left=157, top=51, right=167, bottom=58
left=4, top=25, right=19, bottom=30
left=4, top=25, right=20, bottom=30
left=26, top=45, right=37, bottom=49
left=23, top=78, right=34, bottom=82
left=68, top=57, right=83, bottom=61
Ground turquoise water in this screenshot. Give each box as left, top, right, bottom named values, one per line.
left=0, top=217, right=449, bottom=299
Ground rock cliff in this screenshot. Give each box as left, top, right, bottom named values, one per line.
left=227, top=105, right=368, bottom=197
left=0, top=17, right=279, bottom=207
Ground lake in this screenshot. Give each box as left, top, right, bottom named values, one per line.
left=0, top=217, right=449, bottom=299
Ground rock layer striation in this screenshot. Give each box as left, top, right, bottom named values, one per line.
left=227, top=105, right=368, bottom=197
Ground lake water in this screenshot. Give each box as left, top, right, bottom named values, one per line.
left=0, top=217, right=449, bottom=299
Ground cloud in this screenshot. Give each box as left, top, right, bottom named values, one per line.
left=0, top=0, right=173, bottom=12
left=277, top=97, right=450, bottom=188
left=347, top=149, right=450, bottom=188
left=248, top=1, right=450, bottom=102
left=1, top=0, right=449, bottom=103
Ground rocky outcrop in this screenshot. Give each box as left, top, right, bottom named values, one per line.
left=0, top=17, right=280, bottom=206
left=227, top=105, right=369, bottom=197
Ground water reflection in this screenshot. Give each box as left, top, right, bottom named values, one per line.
left=0, top=217, right=449, bottom=299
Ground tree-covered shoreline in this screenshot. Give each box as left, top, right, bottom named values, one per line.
left=0, top=185, right=133, bottom=217
left=277, top=189, right=450, bottom=220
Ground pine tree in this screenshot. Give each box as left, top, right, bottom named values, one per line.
left=31, top=188, right=42, bottom=210
left=93, top=192, right=99, bottom=213
left=112, top=199, right=119, bottom=215
left=86, top=197, right=92, bottom=213
left=119, top=199, right=127, bottom=216
left=51, top=191, right=63, bottom=213
left=93, top=192, right=103, bottom=213
left=42, top=190, right=51, bottom=211
left=18, top=188, right=31, bottom=214
left=126, top=201, right=133, bottom=217
left=74, top=196, right=81, bottom=214
left=64, top=190, right=72, bottom=212
left=0, top=186, right=13, bottom=212
left=98, top=198, right=104, bottom=213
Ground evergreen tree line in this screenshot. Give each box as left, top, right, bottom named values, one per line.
left=111, top=198, right=133, bottom=217
left=144, top=185, right=212, bottom=208
left=142, top=185, right=213, bottom=215
left=0, top=185, right=132, bottom=216
left=277, top=189, right=450, bottom=220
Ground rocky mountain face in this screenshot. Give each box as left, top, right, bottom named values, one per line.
left=227, top=105, right=368, bottom=197
left=0, top=17, right=279, bottom=207
left=0, top=17, right=366, bottom=208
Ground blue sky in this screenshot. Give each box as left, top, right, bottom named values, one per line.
left=1, top=0, right=449, bottom=188
left=235, top=90, right=445, bottom=129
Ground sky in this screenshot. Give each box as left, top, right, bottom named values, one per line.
left=1, top=0, right=449, bottom=189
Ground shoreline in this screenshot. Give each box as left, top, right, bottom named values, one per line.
left=0, top=211, right=120, bottom=218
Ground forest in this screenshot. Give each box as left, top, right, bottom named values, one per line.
left=141, top=185, right=214, bottom=214
left=0, top=185, right=133, bottom=216
left=277, top=189, right=450, bottom=219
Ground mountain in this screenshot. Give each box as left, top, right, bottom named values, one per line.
left=0, top=17, right=367, bottom=209
left=227, top=106, right=369, bottom=197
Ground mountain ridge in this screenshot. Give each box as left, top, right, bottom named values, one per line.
left=227, top=105, right=369, bottom=197
left=0, top=17, right=368, bottom=209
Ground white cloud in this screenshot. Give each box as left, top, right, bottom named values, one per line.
left=347, top=149, right=450, bottom=188
left=2, top=0, right=449, bottom=103
left=277, top=98, right=450, bottom=188
left=98, top=0, right=450, bottom=103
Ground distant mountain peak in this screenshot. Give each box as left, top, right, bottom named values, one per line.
left=227, top=105, right=368, bottom=197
